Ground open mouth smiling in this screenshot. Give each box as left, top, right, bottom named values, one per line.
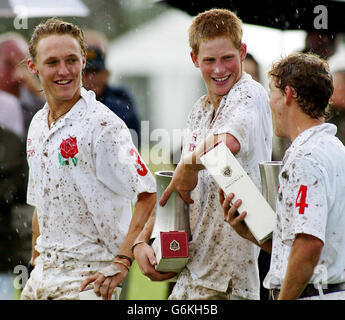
left=55, top=79, right=72, bottom=85
left=212, top=75, right=230, bottom=83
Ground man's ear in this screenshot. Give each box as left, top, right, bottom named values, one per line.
left=190, top=51, right=199, bottom=68
left=239, top=43, right=247, bottom=62
left=27, top=58, right=38, bottom=75
left=284, top=85, right=296, bottom=105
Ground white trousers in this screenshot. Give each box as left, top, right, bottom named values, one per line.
left=20, top=255, right=121, bottom=300
left=168, top=268, right=248, bottom=300
left=299, top=291, right=345, bottom=300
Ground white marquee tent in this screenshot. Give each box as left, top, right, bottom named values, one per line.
left=106, top=9, right=316, bottom=155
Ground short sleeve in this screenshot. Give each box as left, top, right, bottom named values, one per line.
left=212, top=88, right=256, bottom=155
left=94, top=123, right=155, bottom=202
left=26, top=125, right=38, bottom=207
left=280, top=158, right=328, bottom=245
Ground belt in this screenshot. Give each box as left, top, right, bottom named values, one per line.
left=269, top=282, right=345, bottom=300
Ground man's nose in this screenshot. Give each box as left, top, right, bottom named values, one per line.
left=58, top=62, right=69, bottom=76
left=214, top=61, right=226, bottom=74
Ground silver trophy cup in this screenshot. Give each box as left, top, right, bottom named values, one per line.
left=150, top=171, right=192, bottom=242
left=259, top=161, right=282, bottom=211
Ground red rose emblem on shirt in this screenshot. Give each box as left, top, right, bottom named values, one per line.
left=60, top=137, right=78, bottom=158
left=59, top=136, right=78, bottom=166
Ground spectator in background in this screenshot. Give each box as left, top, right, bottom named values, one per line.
left=272, top=30, right=339, bottom=161
left=244, top=52, right=291, bottom=162
left=0, top=92, right=26, bottom=273
left=0, top=90, right=25, bottom=138
left=244, top=52, right=261, bottom=83
left=82, top=31, right=141, bottom=149
left=0, top=32, right=44, bottom=136
left=303, top=30, right=338, bottom=60
left=0, top=33, right=43, bottom=275
left=83, top=28, right=108, bottom=56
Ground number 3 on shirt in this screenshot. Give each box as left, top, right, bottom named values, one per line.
left=296, top=185, right=308, bottom=214
left=130, top=148, right=148, bottom=176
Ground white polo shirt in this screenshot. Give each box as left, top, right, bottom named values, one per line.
left=264, top=123, right=345, bottom=289
left=179, top=73, right=273, bottom=300
left=27, top=88, right=155, bottom=263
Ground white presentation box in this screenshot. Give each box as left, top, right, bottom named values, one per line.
left=200, top=141, right=276, bottom=244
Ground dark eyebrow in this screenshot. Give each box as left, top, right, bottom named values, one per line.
left=43, top=56, right=58, bottom=63
left=66, top=54, right=79, bottom=58
left=43, top=54, right=79, bottom=63
left=202, top=56, right=214, bottom=60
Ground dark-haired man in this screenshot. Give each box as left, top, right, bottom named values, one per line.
left=221, top=52, right=345, bottom=300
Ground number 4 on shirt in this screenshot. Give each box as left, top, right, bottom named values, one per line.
left=296, top=185, right=309, bottom=214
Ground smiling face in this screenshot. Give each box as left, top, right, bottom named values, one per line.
left=28, top=34, right=85, bottom=109
left=191, top=36, right=246, bottom=107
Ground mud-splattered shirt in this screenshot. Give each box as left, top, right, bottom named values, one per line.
left=26, top=88, right=155, bottom=263
left=264, top=123, right=345, bottom=288
left=180, top=73, right=273, bottom=299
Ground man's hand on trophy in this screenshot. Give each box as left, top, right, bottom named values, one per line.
left=159, top=162, right=198, bottom=206
left=133, top=242, right=176, bottom=281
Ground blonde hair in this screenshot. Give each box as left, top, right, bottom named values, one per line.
left=29, top=18, right=87, bottom=61
left=189, top=8, right=243, bottom=56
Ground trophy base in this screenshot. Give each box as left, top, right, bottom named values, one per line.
left=151, top=231, right=189, bottom=273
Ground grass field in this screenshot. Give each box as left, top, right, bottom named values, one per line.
left=123, top=262, right=169, bottom=300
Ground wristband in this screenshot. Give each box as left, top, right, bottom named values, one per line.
left=131, top=240, right=147, bottom=253
left=113, top=260, right=130, bottom=271
left=115, top=254, right=133, bottom=266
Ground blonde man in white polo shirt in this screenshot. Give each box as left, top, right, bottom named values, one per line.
left=133, top=9, right=272, bottom=300
left=20, top=18, right=156, bottom=300
left=222, top=52, right=345, bottom=300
